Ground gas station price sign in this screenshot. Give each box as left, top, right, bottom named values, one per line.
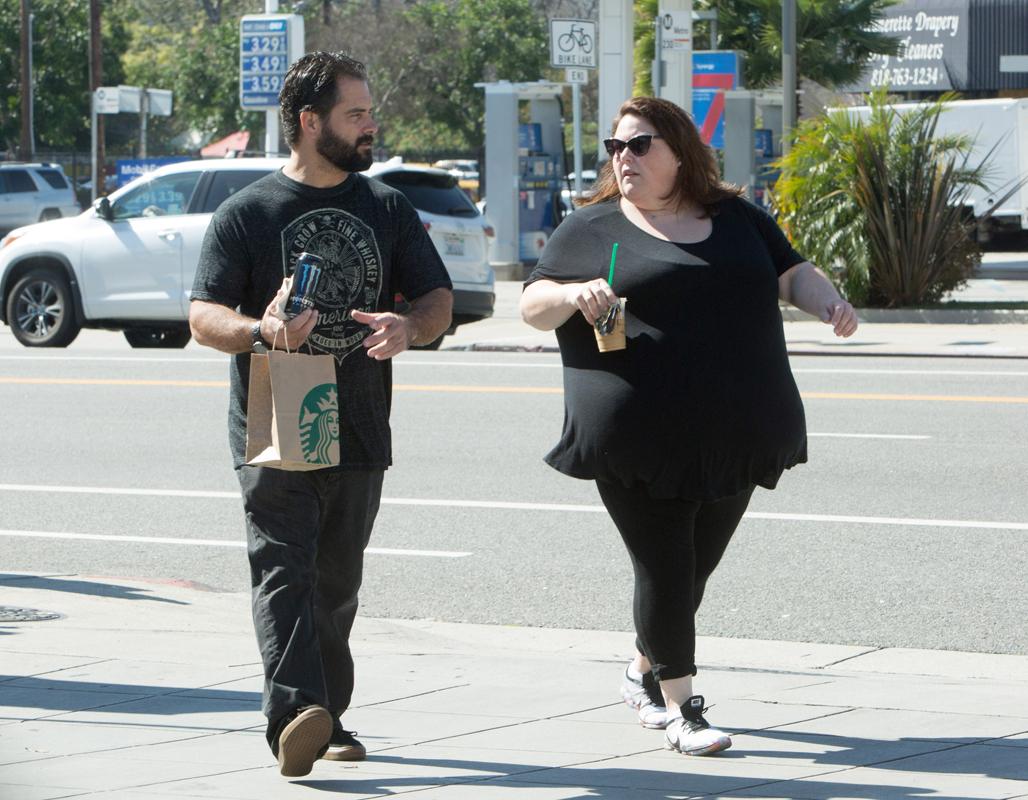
left=239, top=14, right=304, bottom=110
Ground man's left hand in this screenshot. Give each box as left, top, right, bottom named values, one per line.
left=351, top=309, right=413, bottom=360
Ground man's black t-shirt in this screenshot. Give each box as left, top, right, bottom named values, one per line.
left=526, top=197, right=808, bottom=501
left=192, top=169, right=451, bottom=469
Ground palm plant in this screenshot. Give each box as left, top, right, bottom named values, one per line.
left=699, top=0, right=900, bottom=90
left=772, top=91, right=1012, bottom=307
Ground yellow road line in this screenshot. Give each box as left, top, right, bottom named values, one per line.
left=1, top=377, right=1027, bottom=404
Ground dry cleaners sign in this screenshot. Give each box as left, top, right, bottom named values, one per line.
left=851, top=0, right=969, bottom=92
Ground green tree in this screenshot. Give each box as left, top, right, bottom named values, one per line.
left=120, top=0, right=265, bottom=154
left=772, top=92, right=1011, bottom=307
left=385, top=0, right=550, bottom=152
left=0, top=0, right=131, bottom=153
left=632, top=0, right=658, bottom=96
left=700, top=0, right=900, bottom=89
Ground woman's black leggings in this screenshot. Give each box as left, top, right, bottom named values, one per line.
left=596, top=480, right=755, bottom=681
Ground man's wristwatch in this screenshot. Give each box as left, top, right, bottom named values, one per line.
left=250, top=321, right=268, bottom=353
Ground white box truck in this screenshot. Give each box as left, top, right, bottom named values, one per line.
left=843, top=97, right=1028, bottom=239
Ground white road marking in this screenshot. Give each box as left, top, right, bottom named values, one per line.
left=398, top=359, right=560, bottom=368
left=0, top=355, right=225, bottom=363
left=0, top=529, right=470, bottom=557
left=0, top=484, right=239, bottom=499
left=744, top=512, right=1028, bottom=532
left=791, top=368, right=1028, bottom=377
left=808, top=432, right=929, bottom=440
left=0, top=484, right=1024, bottom=532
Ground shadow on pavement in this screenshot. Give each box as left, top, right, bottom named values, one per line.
left=0, top=674, right=260, bottom=712
left=0, top=573, right=189, bottom=605
left=292, top=751, right=1005, bottom=800
left=740, top=727, right=1028, bottom=782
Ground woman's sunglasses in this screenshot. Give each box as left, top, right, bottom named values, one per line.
left=603, top=133, right=662, bottom=158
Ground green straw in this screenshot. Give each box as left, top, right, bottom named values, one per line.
left=607, top=242, right=619, bottom=286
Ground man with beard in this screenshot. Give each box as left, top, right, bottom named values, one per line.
left=188, top=52, right=452, bottom=778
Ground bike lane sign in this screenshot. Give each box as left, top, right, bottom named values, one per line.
left=550, top=19, right=596, bottom=69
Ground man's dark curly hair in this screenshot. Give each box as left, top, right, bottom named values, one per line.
left=279, top=51, right=368, bottom=147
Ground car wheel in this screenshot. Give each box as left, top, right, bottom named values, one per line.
left=123, top=327, right=192, bottom=348
left=5, top=268, right=81, bottom=347
left=38, top=208, right=62, bottom=222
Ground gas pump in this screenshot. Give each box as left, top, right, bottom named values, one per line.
left=518, top=123, right=564, bottom=263
left=477, top=81, right=568, bottom=279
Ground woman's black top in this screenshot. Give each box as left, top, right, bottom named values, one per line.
left=526, top=197, right=808, bottom=501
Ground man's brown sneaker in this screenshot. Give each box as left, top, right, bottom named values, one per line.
left=277, top=706, right=332, bottom=777
left=322, top=724, right=367, bottom=762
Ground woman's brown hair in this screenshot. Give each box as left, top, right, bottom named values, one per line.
left=580, top=96, right=741, bottom=214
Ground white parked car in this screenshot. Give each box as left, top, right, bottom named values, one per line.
left=0, top=158, right=494, bottom=348
left=366, top=159, right=493, bottom=345
left=0, top=162, right=81, bottom=235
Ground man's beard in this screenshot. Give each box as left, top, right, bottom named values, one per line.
left=316, top=126, right=374, bottom=172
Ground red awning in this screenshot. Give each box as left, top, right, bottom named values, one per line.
left=200, top=131, right=251, bottom=157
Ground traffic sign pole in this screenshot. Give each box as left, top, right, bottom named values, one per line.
left=575, top=81, right=583, bottom=197
left=264, top=0, right=278, bottom=157
left=90, top=93, right=97, bottom=202
left=652, top=16, right=663, bottom=98
left=550, top=19, right=596, bottom=202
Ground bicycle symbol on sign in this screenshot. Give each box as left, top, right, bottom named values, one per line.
left=558, top=23, right=593, bottom=54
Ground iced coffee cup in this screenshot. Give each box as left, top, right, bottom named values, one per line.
left=594, top=297, right=626, bottom=352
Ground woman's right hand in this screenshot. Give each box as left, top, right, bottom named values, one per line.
left=566, top=279, right=619, bottom=324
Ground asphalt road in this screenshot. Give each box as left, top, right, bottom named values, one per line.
left=2, top=331, right=1027, bottom=656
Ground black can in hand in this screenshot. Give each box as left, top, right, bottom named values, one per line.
left=288, top=252, right=325, bottom=317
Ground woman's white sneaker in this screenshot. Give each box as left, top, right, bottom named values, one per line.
left=619, top=666, right=669, bottom=729
left=664, top=695, right=732, bottom=756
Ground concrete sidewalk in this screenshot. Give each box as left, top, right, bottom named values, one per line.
left=444, top=280, right=1028, bottom=358
left=1, top=574, right=1027, bottom=799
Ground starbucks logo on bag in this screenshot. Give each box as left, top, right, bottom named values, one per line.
left=299, top=384, right=340, bottom=464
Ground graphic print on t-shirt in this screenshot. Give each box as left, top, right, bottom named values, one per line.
left=281, top=208, right=383, bottom=362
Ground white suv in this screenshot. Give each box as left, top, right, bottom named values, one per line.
left=366, top=159, right=494, bottom=346
left=0, top=158, right=494, bottom=348
left=0, top=163, right=81, bottom=235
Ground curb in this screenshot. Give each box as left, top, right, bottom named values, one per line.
left=779, top=306, right=1028, bottom=324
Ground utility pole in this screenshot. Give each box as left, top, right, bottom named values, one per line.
left=89, top=0, right=104, bottom=196
left=782, top=0, right=797, bottom=155
left=19, top=0, right=33, bottom=160
left=265, top=0, right=279, bottom=157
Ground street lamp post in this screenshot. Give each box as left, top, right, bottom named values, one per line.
left=782, top=0, right=796, bottom=155
left=19, top=0, right=33, bottom=160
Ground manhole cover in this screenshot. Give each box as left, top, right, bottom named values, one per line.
left=0, top=606, right=62, bottom=622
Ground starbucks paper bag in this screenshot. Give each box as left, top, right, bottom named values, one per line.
left=245, top=350, right=340, bottom=471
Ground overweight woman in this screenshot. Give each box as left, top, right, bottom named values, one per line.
left=520, top=96, right=857, bottom=756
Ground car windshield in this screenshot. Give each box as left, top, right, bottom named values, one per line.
left=112, top=172, right=200, bottom=219
left=376, top=171, right=479, bottom=217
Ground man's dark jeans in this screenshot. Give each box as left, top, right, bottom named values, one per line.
left=237, top=465, right=384, bottom=752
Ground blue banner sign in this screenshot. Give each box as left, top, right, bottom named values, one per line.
left=240, top=18, right=290, bottom=109
left=116, top=157, right=190, bottom=188
left=692, top=51, right=742, bottom=150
